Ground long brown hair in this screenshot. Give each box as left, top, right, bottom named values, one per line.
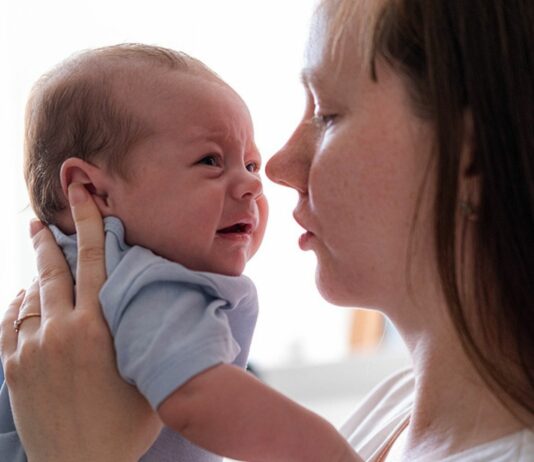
left=323, top=0, right=534, bottom=416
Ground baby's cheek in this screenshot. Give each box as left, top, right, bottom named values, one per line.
left=249, top=195, right=269, bottom=259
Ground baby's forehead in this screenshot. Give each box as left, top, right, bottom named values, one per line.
left=75, top=52, right=222, bottom=103
left=75, top=57, right=253, bottom=149
left=115, top=67, right=245, bottom=121
left=110, top=64, right=229, bottom=115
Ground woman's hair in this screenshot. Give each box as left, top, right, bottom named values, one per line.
left=24, top=43, right=221, bottom=224
left=321, top=0, right=534, bottom=416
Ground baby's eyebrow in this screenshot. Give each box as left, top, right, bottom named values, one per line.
left=183, top=127, right=229, bottom=143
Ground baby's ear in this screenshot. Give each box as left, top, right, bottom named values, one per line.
left=59, top=158, right=113, bottom=214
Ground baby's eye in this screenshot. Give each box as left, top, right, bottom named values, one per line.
left=198, top=154, right=222, bottom=167
left=245, top=161, right=260, bottom=173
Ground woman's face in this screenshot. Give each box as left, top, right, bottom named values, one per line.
left=266, top=9, right=436, bottom=310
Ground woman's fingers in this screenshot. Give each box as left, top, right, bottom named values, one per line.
left=17, top=280, right=41, bottom=318
left=16, top=280, right=42, bottom=343
left=32, top=220, right=74, bottom=318
left=68, top=183, right=106, bottom=310
left=0, top=290, right=25, bottom=359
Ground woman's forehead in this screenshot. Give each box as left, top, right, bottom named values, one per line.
left=306, top=0, right=385, bottom=75
left=303, top=10, right=363, bottom=92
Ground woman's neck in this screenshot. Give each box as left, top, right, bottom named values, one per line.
left=396, top=327, right=526, bottom=461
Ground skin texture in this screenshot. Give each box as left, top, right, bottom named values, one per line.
left=265, top=5, right=526, bottom=461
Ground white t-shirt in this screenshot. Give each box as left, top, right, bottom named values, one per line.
left=340, top=368, right=534, bottom=461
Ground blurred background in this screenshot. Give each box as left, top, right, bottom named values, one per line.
left=0, top=0, right=410, bottom=431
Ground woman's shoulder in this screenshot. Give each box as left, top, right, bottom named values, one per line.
left=339, top=367, right=414, bottom=459
left=340, top=367, right=414, bottom=433
left=339, top=367, right=534, bottom=461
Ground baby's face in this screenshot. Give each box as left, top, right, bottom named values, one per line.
left=107, top=70, right=267, bottom=276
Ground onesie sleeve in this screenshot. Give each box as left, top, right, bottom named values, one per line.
left=99, top=247, right=249, bottom=410
left=0, top=366, right=27, bottom=462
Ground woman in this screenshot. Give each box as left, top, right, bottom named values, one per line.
left=1, top=0, right=533, bottom=460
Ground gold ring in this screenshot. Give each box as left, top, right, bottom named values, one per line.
left=13, top=313, right=41, bottom=333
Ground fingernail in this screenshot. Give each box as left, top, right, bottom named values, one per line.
left=69, top=183, right=88, bottom=205
left=17, top=289, right=25, bottom=297
left=29, top=219, right=45, bottom=238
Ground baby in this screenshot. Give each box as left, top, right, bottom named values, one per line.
left=0, top=44, right=357, bottom=462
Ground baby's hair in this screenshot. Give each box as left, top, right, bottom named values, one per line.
left=24, top=43, right=222, bottom=224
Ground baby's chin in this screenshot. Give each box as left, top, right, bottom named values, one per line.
left=186, top=258, right=247, bottom=277
left=211, top=262, right=246, bottom=277
left=206, top=250, right=251, bottom=276
left=146, top=245, right=248, bottom=276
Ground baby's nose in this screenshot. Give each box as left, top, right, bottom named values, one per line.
left=234, top=171, right=263, bottom=200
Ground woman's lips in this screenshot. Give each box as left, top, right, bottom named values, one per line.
left=293, top=210, right=315, bottom=250
left=298, top=231, right=315, bottom=250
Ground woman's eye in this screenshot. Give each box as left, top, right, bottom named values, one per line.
left=198, top=154, right=222, bottom=167
left=312, top=113, right=337, bottom=128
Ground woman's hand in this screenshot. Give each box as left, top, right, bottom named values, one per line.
left=0, top=184, right=162, bottom=462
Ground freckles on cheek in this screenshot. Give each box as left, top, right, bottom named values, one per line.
left=310, top=146, right=356, bottom=201
left=309, top=168, right=344, bottom=218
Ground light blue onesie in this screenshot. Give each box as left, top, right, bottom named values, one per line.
left=0, top=216, right=259, bottom=461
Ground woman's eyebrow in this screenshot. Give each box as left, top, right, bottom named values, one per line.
left=300, top=68, right=326, bottom=91
left=300, top=69, right=311, bottom=86
left=300, top=68, right=319, bottom=87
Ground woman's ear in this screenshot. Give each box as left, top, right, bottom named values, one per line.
left=60, top=158, right=114, bottom=215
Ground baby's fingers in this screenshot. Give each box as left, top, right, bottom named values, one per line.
left=69, top=183, right=106, bottom=310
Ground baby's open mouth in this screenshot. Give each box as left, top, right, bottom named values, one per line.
left=217, top=223, right=253, bottom=234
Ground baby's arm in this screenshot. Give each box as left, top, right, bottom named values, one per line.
left=159, top=363, right=363, bottom=462
left=101, top=257, right=360, bottom=461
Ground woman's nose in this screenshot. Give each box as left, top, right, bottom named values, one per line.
left=265, top=122, right=312, bottom=194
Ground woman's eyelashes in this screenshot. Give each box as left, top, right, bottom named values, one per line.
left=307, top=87, right=339, bottom=128
left=312, top=113, right=338, bottom=128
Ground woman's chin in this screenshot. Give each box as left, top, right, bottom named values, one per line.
left=315, top=268, right=359, bottom=307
